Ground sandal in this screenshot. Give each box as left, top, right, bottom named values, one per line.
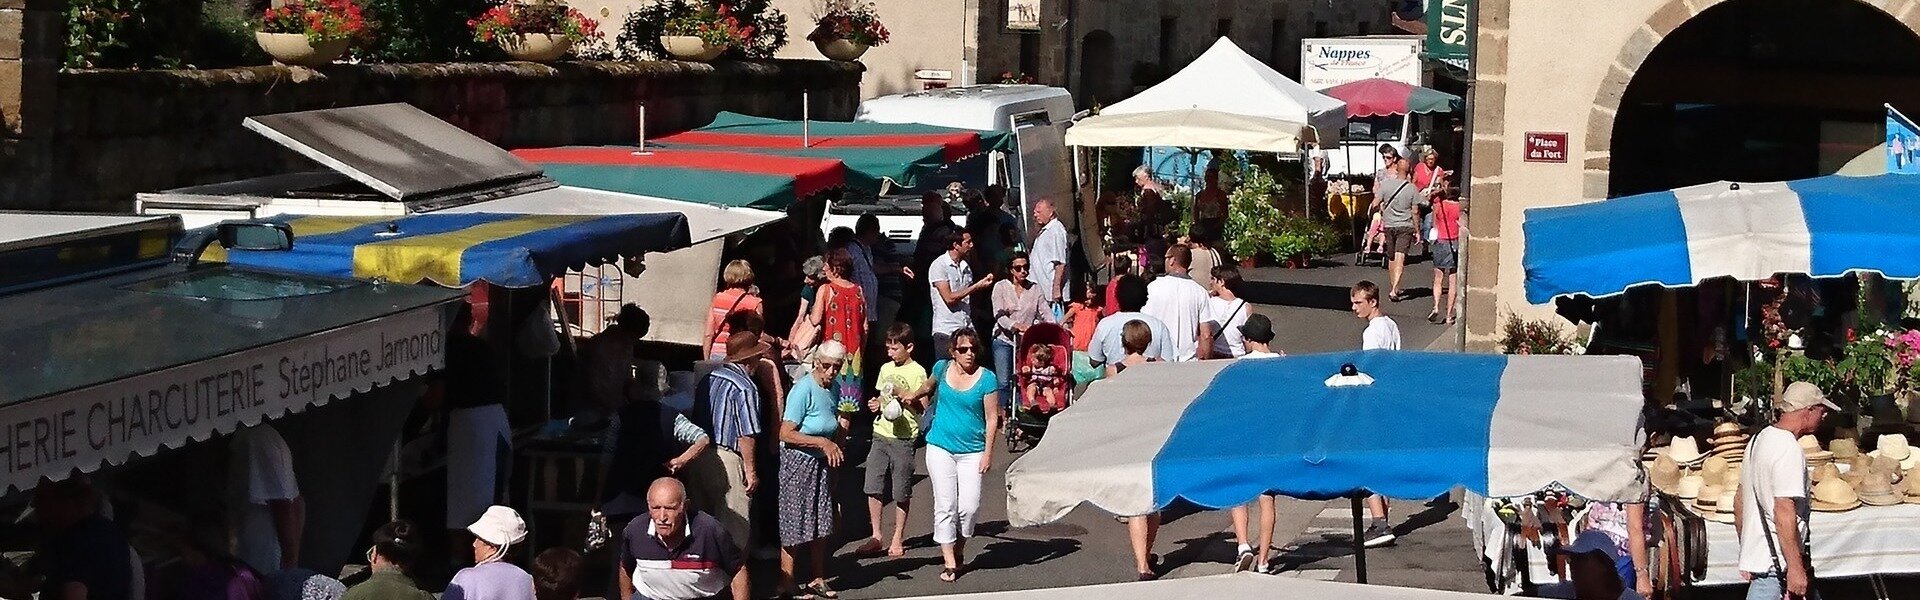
left=1388, top=291, right=1407, bottom=303
left=940, top=568, right=960, bottom=583
left=1426, top=310, right=1441, bottom=324
left=804, top=581, right=840, bottom=600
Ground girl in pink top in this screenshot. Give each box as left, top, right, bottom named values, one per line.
left=704, top=260, right=765, bottom=360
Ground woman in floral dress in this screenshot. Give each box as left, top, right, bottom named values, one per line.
left=811, top=247, right=867, bottom=411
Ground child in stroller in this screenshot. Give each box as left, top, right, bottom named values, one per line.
left=1021, top=345, right=1066, bottom=414
left=1355, top=207, right=1389, bottom=268
left=1008, top=322, right=1074, bottom=451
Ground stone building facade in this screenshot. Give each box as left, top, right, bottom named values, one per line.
left=1463, top=0, right=1920, bottom=348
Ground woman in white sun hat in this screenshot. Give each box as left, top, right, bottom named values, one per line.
left=445, top=505, right=533, bottom=600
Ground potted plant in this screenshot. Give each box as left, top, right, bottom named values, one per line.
left=256, top=0, right=367, bottom=67
left=1496, top=313, right=1585, bottom=355
left=471, top=0, right=602, bottom=62
left=806, top=2, right=888, bottom=61
left=660, top=3, right=742, bottom=61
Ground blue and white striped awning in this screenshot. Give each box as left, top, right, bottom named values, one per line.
left=1522, top=174, right=1920, bottom=304
left=1005, top=351, right=1648, bottom=527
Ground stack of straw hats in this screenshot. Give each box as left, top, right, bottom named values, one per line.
left=1858, top=473, right=1902, bottom=507
left=1870, top=434, right=1917, bottom=471
left=1709, top=422, right=1749, bottom=464
left=1668, top=436, right=1707, bottom=469
left=1801, top=435, right=1833, bottom=468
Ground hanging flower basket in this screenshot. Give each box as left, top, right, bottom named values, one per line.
left=806, top=2, right=888, bottom=61
left=471, top=1, right=602, bottom=62
left=255, top=0, right=366, bottom=67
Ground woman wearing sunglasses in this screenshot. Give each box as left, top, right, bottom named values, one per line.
left=905, top=329, right=1001, bottom=583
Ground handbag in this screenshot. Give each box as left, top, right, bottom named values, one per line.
left=787, top=287, right=826, bottom=357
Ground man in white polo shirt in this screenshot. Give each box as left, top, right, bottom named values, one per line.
left=927, top=229, right=994, bottom=360
left=1142, top=245, right=1210, bottom=361
left=1028, top=198, right=1071, bottom=318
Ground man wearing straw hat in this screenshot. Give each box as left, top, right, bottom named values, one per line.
left=1736, top=381, right=1838, bottom=600
left=688, top=332, right=772, bottom=555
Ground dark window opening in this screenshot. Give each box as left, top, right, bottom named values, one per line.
left=1159, top=17, right=1177, bottom=66
left=1216, top=19, right=1232, bottom=38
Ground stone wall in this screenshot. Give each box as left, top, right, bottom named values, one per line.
left=19, top=58, right=862, bottom=212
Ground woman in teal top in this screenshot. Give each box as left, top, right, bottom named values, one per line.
left=778, top=340, right=847, bottom=600
left=912, top=328, right=1001, bottom=583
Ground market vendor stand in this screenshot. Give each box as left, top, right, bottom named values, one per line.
left=1508, top=172, right=1920, bottom=596
left=0, top=212, right=465, bottom=579
left=1005, top=350, right=1648, bottom=584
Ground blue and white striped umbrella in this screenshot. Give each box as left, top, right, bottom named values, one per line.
left=1522, top=173, right=1920, bottom=304
left=1005, top=351, right=1648, bottom=527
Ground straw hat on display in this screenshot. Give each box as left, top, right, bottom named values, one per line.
left=1859, top=473, right=1902, bottom=507
left=1800, top=435, right=1833, bottom=464
left=1675, top=474, right=1706, bottom=499
left=1700, top=455, right=1729, bottom=484
left=1904, top=470, right=1920, bottom=505
left=1831, top=438, right=1861, bottom=460
left=1874, top=456, right=1905, bottom=484
left=1694, top=484, right=1726, bottom=513
left=1710, top=422, right=1749, bottom=457
left=1810, top=477, right=1862, bottom=512
left=1668, top=436, right=1706, bottom=467
left=1708, top=490, right=1739, bottom=524
left=1870, top=434, right=1917, bottom=471
left=1811, top=462, right=1841, bottom=484
left=1648, top=455, right=1684, bottom=492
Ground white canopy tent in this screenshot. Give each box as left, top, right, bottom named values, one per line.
left=1066, top=37, right=1347, bottom=152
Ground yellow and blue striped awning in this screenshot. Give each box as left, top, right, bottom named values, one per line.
left=204, top=212, right=691, bottom=287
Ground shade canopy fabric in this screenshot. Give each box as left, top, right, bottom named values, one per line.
left=436, top=186, right=784, bottom=246
left=205, top=212, right=691, bottom=288
left=1069, top=37, right=1346, bottom=150
left=654, top=111, right=1014, bottom=189
left=1005, top=351, right=1647, bottom=527
left=895, top=573, right=1507, bottom=600
left=515, top=146, right=849, bottom=210
left=1321, top=78, right=1464, bottom=117
left=1065, top=110, right=1313, bottom=152
left=1521, top=174, right=1920, bottom=304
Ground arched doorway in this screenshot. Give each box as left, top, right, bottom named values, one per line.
left=1609, top=0, right=1920, bottom=196
left=1079, top=31, right=1117, bottom=108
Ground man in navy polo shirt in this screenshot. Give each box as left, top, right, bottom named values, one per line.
left=619, top=478, right=746, bottom=600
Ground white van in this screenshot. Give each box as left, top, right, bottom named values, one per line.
left=827, top=85, right=1076, bottom=257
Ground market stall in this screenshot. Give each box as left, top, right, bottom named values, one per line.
left=652, top=111, right=1015, bottom=189
left=1503, top=172, right=1920, bottom=592
left=1067, top=37, right=1346, bottom=152
left=1006, top=350, right=1648, bottom=582
left=893, top=572, right=1508, bottom=600
left=0, top=212, right=463, bottom=578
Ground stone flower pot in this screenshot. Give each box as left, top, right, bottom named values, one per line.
left=814, top=38, right=869, bottom=61
left=255, top=32, right=350, bottom=67
left=499, top=33, right=573, bottom=62
left=660, top=36, right=726, bottom=61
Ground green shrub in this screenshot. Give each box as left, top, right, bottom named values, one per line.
left=66, top=0, right=199, bottom=68
left=353, top=0, right=499, bottom=62
left=613, top=0, right=786, bottom=61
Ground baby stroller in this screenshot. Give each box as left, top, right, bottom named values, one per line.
left=1354, top=208, right=1389, bottom=268
left=1008, top=323, right=1074, bottom=453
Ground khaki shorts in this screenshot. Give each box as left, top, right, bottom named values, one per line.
left=687, top=446, right=752, bottom=549
left=1385, top=227, right=1420, bottom=255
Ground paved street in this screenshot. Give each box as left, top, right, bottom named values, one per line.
left=759, top=257, right=1483, bottom=599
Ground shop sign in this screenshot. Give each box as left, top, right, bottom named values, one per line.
left=1427, top=0, right=1472, bottom=71
left=0, top=307, right=446, bottom=493
left=1523, top=132, right=1569, bottom=163
left=1006, top=0, right=1041, bottom=32
left=914, top=69, right=954, bottom=81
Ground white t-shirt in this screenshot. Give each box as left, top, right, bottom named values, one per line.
left=1029, top=219, right=1070, bottom=303
left=927, top=253, right=974, bottom=336
left=1362, top=316, right=1402, bottom=350
left=1206, top=297, right=1252, bottom=358
left=1142, top=274, right=1211, bottom=361
left=231, top=425, right=300, bottom=574
left=1737, top=426, right=1810, bottom=575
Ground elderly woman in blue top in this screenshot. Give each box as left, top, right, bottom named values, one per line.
left=904, top=328, right=1001, bottom=583
left=777, top=340, right=850, bottom=600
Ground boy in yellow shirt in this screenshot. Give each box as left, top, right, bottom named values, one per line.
left=857, top=323, right=928, bottom=557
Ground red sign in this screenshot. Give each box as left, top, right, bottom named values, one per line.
left=1523, top=132, right=1569, bottom=163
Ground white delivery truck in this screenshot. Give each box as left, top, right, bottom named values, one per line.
left=1300, top=35, right=1425, bottom=177
left=832, top=84, right=1077, bottom=257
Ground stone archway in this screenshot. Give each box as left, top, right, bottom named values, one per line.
left=1583, top=0, right=1920, bottom=199
left=1078, top=30, right=1118, bottom=109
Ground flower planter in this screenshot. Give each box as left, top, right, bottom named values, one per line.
left=255, top=32, right=349, bottom=67
left=1238, top=258, right=1257, bottom=269
left=814, top=38, right=869, bottom=61
left=499, top=33, right=573, bottom=62
left=661, top=36, right=726, bottom=61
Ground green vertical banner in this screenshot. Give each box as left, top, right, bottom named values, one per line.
left=1427, top=0, right=1472, bottom=71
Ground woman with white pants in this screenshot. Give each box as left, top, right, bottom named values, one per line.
left=912, top=328, right=1001, bottom=583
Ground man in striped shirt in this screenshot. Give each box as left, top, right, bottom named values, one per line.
left=687, top=332, right=767, bottom=553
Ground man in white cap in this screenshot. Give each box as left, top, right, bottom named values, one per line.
left=446, top=505, right=532, bottom=600
left=1736, top=381, right=1837, bottom=600
left=1536, top=530, right=1645, bottom=599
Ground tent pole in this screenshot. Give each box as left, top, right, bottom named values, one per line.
left=1351, top=495, right=1369, bottom=584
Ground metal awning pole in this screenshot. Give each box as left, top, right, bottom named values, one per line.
left=1352, top=495, right=1369, bottom=584
left=802, top=90, right=812, bottom=148
left=389, top=440, right=401, bottom=521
